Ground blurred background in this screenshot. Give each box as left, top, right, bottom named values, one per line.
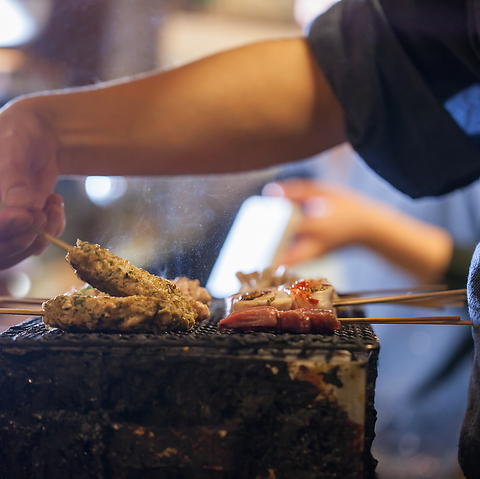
left=0, top=1, right=477, bottom=478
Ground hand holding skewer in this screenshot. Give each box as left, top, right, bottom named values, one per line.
left=30, top=224, right=71, bottom=252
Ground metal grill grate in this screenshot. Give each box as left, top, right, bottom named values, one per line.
left=0, top=299, right=379, bottom=353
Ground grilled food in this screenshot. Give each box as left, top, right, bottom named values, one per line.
left=41, top=240, right=214, bottom=333
left=43, top=294, right=196, bottom=333
left=67, top=240, right=187, bottom=300
left=220, top=277, right=340, bottom=333
left=66, top=239, right=200, bottom=319
left=173, top=276, right=211, bottom=321
left=218, top=306, right=340, bottom=333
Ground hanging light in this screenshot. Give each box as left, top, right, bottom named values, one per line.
left=85, top=176, right=128, bottom=206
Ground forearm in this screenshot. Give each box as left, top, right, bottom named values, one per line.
left=17, top=38, right=346, bottom=177
left=362, top=205, right=454, bottom=283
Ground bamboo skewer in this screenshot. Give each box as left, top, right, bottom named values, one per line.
left=30, top=225, right=71, bottom=252
left=341, top=316, right=473, bottom=325
left=0, top=308, right=473, bottom=325
left=339, top=284, right=448, bottom=298
left=31, top=225, right=467, bottom=308
left=26, top=226, right=469, bottom=324
left=333, top=288, right=467, bottom=307
left=0, top=296, right=46, bottom=305
left=0, top=308, right=44, bottom=316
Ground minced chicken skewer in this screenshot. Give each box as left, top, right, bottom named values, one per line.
left=65, top=239, right=211, bottom=319
left=39, top=239, right=203, bottom=332
left=67, top=240, right=188, bottom=301
left=43, top=293, right=196, bottom=333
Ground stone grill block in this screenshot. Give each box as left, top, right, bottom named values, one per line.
left=0, top=299, right=379, bottom=479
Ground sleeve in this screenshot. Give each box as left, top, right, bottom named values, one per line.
left=307, top=0, right=480, bottom=198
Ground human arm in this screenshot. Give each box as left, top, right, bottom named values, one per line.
left=7, top=38, right=346, bottom=177
left=269, top=179, right=454, bottom=284
left=0, top=38, right=346, bottom=269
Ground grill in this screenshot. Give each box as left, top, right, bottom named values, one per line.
left=0, top=299, right=379, bottom=479
left=1, top=300, right=378, bottom=352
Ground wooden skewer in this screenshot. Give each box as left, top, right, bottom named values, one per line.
left=340, top=316, right=473, bottom=325
left=0, top=308, right=473, bottom=326
left=0, top=296, right=46, bottom=305
left=30, top=225, right=71, bottom=252
left=333, top=288, right=467, bottom=307
left=339, top=284, right=448, bottom=298
left=0, top=308, right=44, bottom=315
left=24, top=227, right=469, bottom=315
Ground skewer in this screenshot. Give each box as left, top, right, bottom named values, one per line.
left=30, top=225, right=71, bottom=252
left=0, top=296, right=46, bottom=305
left=339, top=284, right=447, bottom=297
left=23, top=228, right=469, bottom=314
left=340, top=316, right=472, bottom=325
left=0, top=308, right=44, bottom=316
left=0, top=308, right=473, bottom=326
left=333, top=288, right=467, bottom=307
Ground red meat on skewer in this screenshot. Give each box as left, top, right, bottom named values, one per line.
left=218, top=305, right=340, bottom=333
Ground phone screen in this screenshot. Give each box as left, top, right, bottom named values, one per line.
left=206, top=195, right=301, bottom=298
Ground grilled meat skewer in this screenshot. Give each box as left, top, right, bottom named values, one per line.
left=43, top=294, right=196, bottom=333
left=66, top=240, right=197, bottom=323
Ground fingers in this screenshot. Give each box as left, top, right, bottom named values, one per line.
left=265, top=179, right=332, bottom=203
left=0, top=194, right=65, bottom=270
left=279, top=236, right=325, bottom=265
left=33, top=194, right=66, bottom=255
left=0, top=208, right=38, bottom=270
left=0, top=100, right=62, bottom=268
left=0, top=206, right=33, bottom=237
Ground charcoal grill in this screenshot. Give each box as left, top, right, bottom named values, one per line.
left=0, top=299, right=379, bottom=479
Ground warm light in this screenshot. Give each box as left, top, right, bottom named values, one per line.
left=6, top=270, right=31, bottom=298
left=85, top=176, right=128, bottom=206
left=0, top=0, right=37, bottom=46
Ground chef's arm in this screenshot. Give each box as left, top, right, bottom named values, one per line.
left=15, top=38, right=347, bottom=177
left=0, top=37, right=346, bottom=269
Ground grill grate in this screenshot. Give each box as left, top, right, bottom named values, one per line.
left=0, top=299, right=378, bottom=353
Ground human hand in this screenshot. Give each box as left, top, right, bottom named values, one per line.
left=265, top=179, right=378, bottom=265
left=265, top=179, right=453, bottom=283
left=0, top=98, right=65, bottom=269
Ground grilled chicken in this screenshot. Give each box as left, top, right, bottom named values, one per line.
left=66, top=240, right=197, bottom=321
left=43, top=294, right=196, bottom=333
left=230, top=289, right=293, bottom=312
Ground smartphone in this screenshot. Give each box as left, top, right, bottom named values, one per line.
left=206, top=195, right=301, bottom=298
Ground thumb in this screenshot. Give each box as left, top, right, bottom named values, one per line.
left=2, top=184, right=34, bottom=208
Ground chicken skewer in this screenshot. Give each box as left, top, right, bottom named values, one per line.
left=29, top=228, right=211, bottom=331
left=0, top=296, right=198, bottom=334
left=1, top=307, right=471, bottom=328
left=32, top=226, right=466, bottom=309
left=29, top=227, right=469, bottom=333
left=32, top=225, right=211, bottom=318
left=220, top=276, right=467, bottom=332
